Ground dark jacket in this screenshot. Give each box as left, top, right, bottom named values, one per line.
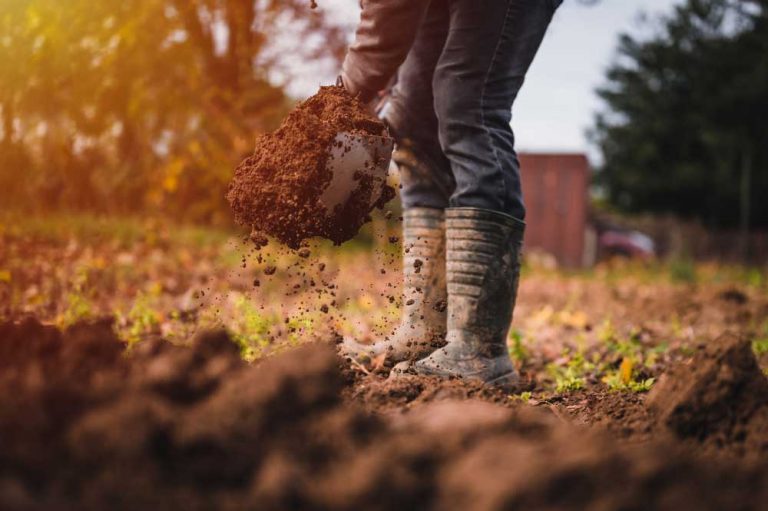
left=341, top=0, right=430, bottom=101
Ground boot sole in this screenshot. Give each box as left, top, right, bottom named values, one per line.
left=486, top=372, right=523, bottom=394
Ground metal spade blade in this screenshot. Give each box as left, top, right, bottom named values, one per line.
left=319, top=132, right=394, bottom=213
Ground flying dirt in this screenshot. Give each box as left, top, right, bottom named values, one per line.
left=227, top=86, right=394, bottom=249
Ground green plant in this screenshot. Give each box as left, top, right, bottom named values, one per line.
left=58, top=291, right=95, bottom=328
left=602, top=357, right=655, bottom=392
left=57, top=266, right=94, bottom=327
left=547, top=351, right=593, bottom=393
left=231, top=295, right=275, bottom=360
left=599, top=326, right=663, bottom=392
left=753, top=324, right=768, bottom=356
left=510, top=391, right=533, bottom=403
left=508, top=329, right=529, bottom=366
left=122, top=292, right=161, bottom=344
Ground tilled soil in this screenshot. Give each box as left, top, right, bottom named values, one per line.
left=0, top=318, right=766, bottom=510
left=227, top=86, right=394, bottom=249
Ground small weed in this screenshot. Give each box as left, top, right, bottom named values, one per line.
left=510, top=391, right=533, bottom=403
left=644, top=342, right=669, bottom=368
left=602, top=357, right=655, bottom=392
left=508, top=329, right=529, bottom=366
left=121, top=292, right=161, bottom=344
left=596, top=318, right=616, bottom=344
left=58, top=290, right=94, bottom=327
left=231, top=295, right=275, bottom=360
left=751, top=320, right=768, bottom=357
left=547, top=351, right=593, bottom=392
left=57, top=267, right=94, bottom=327
left=597, top=323, right=663, bottom=392
left=753, top=337, right=768, bottom=356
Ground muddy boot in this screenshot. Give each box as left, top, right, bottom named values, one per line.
left=395, top=208, right=524, bottom=391
left=340, top=207, right=447, bottom=364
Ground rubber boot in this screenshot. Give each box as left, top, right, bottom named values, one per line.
left=339, top=207, right=447, bottom=364
left=396, top=207, right=524, bottom=391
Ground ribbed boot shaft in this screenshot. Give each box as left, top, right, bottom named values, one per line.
left=445, top=207, right=524, bottom=352
left=402, top=208, right=445, bottom=290
left=400, top=208, right=446, bottom=326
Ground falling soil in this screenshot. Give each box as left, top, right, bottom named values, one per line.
left=1, top=318, right=767, bottom=510
left=228, top=86, right=394, bottom=249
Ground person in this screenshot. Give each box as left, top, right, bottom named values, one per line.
left=340, top=0, right=562, bottom=391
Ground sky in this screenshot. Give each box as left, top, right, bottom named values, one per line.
left=298, top=0, right=686, bottom=159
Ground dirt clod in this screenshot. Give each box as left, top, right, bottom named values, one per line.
left=647, top=332, right=768, bottom=458
left=1, top=319, right=767, bottom=510
left=227, top=86, right=393, bottom=249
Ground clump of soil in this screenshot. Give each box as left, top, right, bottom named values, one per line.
left=228, top=86, right=394, bottom=249
left=2, top=318, right=768, bottom=510
left=647, top=332, right=768, bottom=458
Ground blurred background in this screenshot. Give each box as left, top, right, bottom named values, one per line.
left=1, top=0, right=766, bottom=366
left=1, top=0, right=766, bottom=265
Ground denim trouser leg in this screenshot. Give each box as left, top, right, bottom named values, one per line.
left=385, top=0, right=557, bottom=218
left=384, top=0, right=454, bottom=210
left=434, top=0, right=558, bottom=220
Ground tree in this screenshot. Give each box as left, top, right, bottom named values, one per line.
left=591, top=0, right=768, bottom=229
left=0, top=0, right=346, bottom=222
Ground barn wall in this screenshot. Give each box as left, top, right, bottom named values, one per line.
left=519, top=153, right=590, bottom=267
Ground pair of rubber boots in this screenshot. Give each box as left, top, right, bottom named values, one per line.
left=340, top=205, right=524, bottom=392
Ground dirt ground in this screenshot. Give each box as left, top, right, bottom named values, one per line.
left=0, top=317, right=766, bottom=510
left=1, top=216, right=767, bottom=509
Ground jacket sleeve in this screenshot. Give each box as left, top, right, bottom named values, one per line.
left=341, top=0, right=431, bottom=102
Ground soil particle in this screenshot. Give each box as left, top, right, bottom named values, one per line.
left=227, top=86, right=394, bottom=249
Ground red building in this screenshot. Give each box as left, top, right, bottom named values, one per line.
left=519, top=153, right=591, bottom=267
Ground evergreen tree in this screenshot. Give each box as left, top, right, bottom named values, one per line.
left=592, top=0, right=768, bottom=229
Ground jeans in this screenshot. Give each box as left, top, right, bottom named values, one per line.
left=384, top=0, right=561, bottom=220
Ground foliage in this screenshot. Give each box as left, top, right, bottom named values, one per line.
left=753, top=321, right=768, bottom=356
left=602, top=358, right=656, bottom=392
left=232, top=294, right=274, bottom=360
left=57, top=266, right=95, bottom=327
left=508, top=329, right=529, bottom=366
left=122, top=291, right=162, bottom=344
left=600, top=324, right=665, bottom=393
left=546, top=351, right=593, bottom=392
left=592, top=0, right=768, bottom=228
left=0, top=0, right=346, bottom=223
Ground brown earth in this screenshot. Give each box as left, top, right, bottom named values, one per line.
left=227, top=86, right=394, bottom=249
left=0, top=317, right=766, bottom=510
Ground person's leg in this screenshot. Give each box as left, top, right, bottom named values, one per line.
left=340, top=0, right=453, bottom=365
left=384, top=0, right=455, bottom=210
left=434, top=0, right=560, bottom=219
left=399, top=0, right=559, bottom=389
